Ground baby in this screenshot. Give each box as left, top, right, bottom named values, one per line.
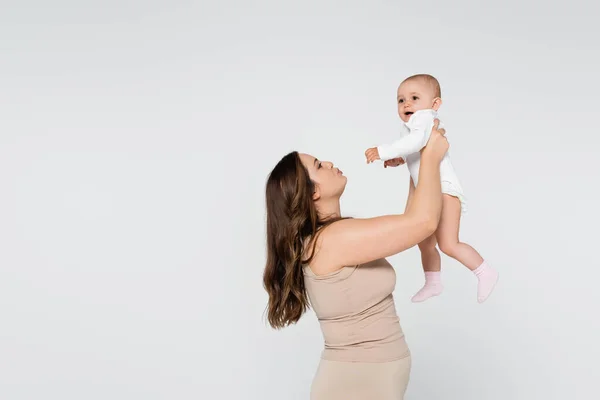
left=364, top=74, right=498, bottom=303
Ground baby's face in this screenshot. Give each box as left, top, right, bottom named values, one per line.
left=396, top=80, right=439, bottom=123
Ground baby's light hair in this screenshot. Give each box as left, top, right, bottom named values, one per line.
left=402, top=74, right=441, bottom=98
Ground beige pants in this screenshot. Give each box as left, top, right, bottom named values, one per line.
left=310, top=356, right=411, bottom=400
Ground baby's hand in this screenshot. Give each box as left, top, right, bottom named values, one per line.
left=365, top=147, right=380, bottom=164
left=383, top=157, right=405, bottom=168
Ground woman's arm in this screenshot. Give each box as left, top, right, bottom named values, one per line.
left=404, top=177, right=415, bottom=213
left=310, top=121, right=447, bottom=273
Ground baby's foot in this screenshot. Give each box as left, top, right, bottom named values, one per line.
left=411, top=283, right=443, bottom=303
left=473, top=261, right=499, bottom=303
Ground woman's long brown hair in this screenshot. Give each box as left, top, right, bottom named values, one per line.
left=263, top=151, right=340, bottom=329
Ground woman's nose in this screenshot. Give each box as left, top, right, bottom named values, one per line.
left=324, top=161, right=334, bottom=168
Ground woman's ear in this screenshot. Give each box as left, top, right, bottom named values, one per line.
left=432, top=97, right=442, bottom=111
left=312, top=184, right=321, bottom=201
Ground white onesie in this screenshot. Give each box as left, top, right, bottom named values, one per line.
left=377, top=109, right=467, bottom=214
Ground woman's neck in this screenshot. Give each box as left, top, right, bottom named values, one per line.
left=316, top=199, right=341, bottom=221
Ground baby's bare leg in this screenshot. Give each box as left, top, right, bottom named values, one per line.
left=418, top=234, right=441, bottom=272
left=411, top=234, right=443, bottom=302
left=436, top=195, right=483, bottom=270
left=436, top=194, right=498, bottom=303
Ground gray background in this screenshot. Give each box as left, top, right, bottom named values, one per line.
left=1, top=0, right=599, bottom=399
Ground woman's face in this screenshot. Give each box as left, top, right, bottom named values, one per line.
left=299, top=153, right=347, bottom=201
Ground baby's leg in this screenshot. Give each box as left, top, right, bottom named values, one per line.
left=436, top=194, right=498, bottom=302
left=436, top=195, right=483, bottom=270
left=411, top=234, right=443, bottom=303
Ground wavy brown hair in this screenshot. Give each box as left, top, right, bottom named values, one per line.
left=263, top=151, right=340, bottom=329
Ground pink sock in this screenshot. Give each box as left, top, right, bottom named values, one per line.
left=411, top=271, right=443, bottom=303
left=473, top=261, right=498, bottom=303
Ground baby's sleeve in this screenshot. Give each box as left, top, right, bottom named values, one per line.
left=377, top=110, right=437, bottom=161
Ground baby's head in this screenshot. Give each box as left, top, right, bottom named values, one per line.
left=397, top=74, right=442, bottom=123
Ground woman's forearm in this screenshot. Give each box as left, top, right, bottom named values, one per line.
left=406, top=157, right=442, bottom=228
left=404, top=177, right=415, bottom=213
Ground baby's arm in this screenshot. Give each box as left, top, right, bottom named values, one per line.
left=377, top=110, right=438, bottom=161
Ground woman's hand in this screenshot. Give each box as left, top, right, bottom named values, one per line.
left=383, top=157, right=405, bottom=168
left=421, top=119, right=448, bottom=162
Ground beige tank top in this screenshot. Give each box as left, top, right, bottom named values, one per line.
left=303, top=258, right=410, bottom=362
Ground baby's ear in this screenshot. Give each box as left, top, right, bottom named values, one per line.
left=432, top=97, right=442, bottom=111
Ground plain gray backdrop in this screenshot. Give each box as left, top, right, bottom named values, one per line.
left=1, top=1, right=599, bottom=399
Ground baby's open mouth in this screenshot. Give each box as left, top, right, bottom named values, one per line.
left=404, top=111, right=414, bottom=117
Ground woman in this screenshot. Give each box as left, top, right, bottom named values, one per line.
left=263, top=120, right=448, bottom=399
